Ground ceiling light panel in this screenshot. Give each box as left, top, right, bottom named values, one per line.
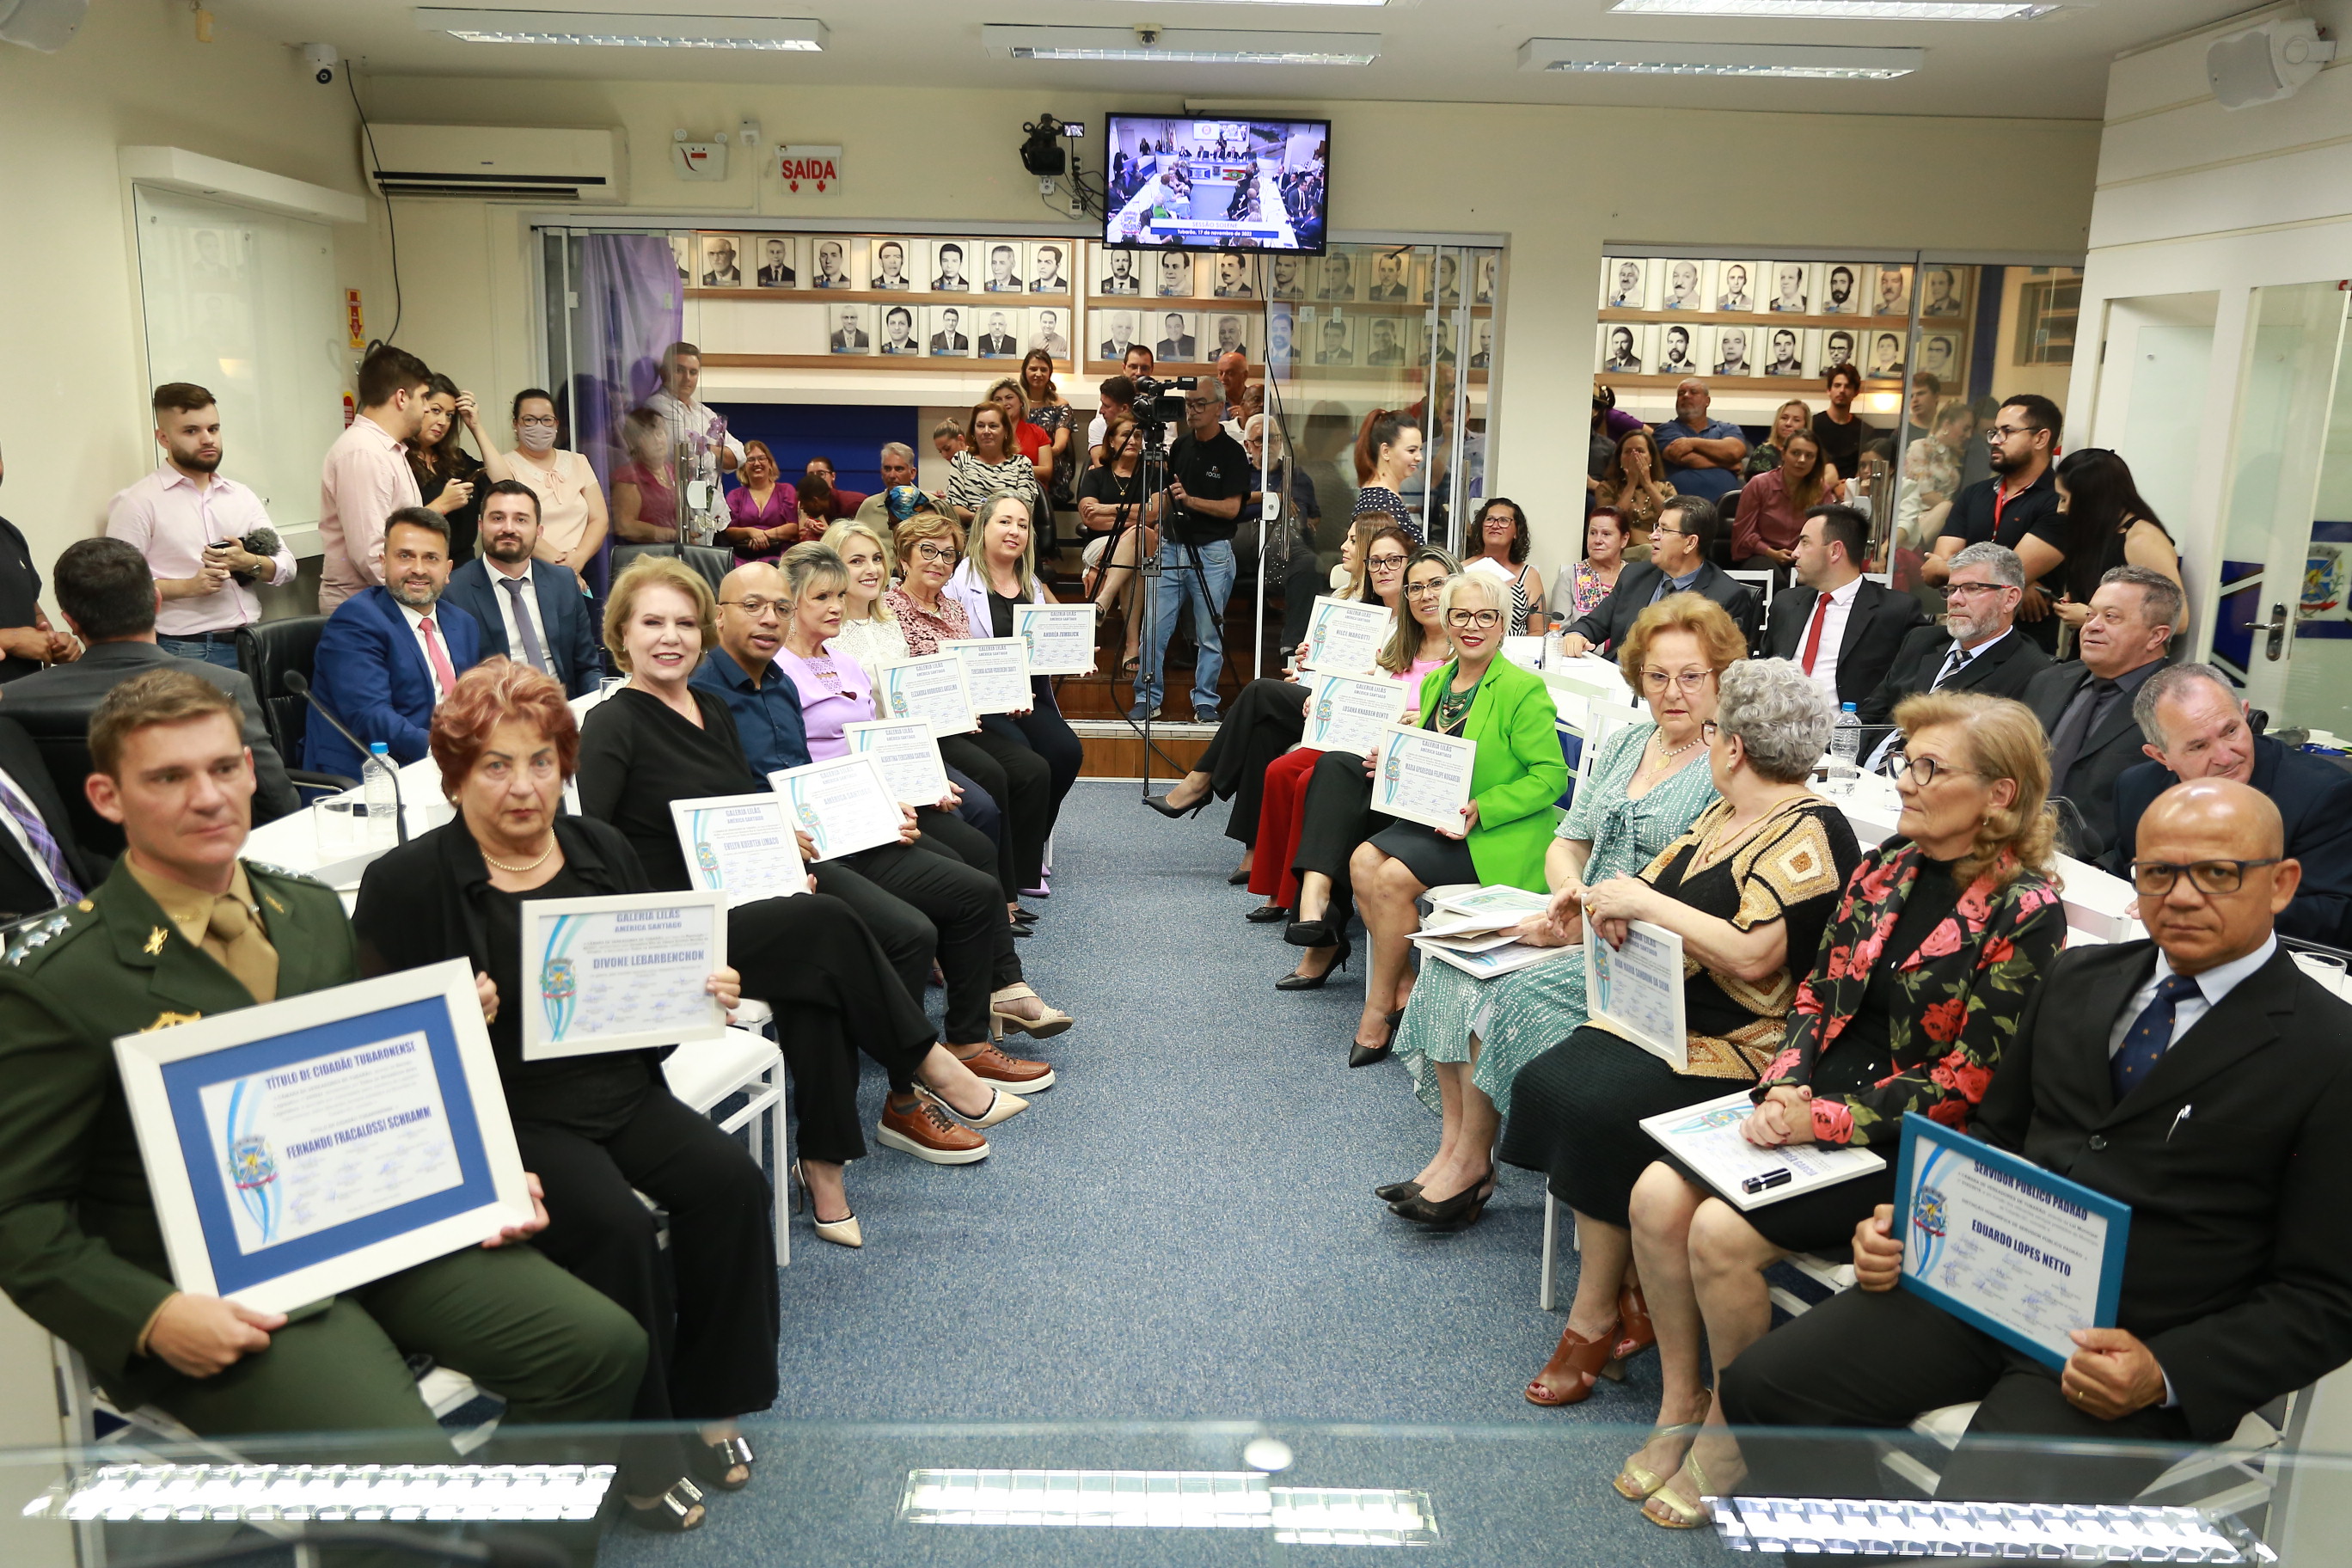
left=1521, top=39, right=1922, bottom=77
left=1611, top=0, right=2058, bottom=18
left=982, top=26, right=1379, bottom=64
left=414, top=10, right=830, bottom=50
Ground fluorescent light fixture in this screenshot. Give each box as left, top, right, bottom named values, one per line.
left=415, top=9, right=828, bottom=50
left=1099, top=0, right=1387, bottom=5
left=981, top=25, right=1379, bottom=64
left=21, top=1463, right=614, bottom=1523
left=1612, top=0, right=2058, bottom=16
left=1712, top=1496, right=2272, bottom=1562
left=1520, top=38, right=1920, bottom=77
left=899, top=1470, right=1439, bottom=1546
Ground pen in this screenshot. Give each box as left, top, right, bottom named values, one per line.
left=1742, top=1167, right=1793, bottom=1194
left=2168, top=1106, right=2192, bottom=1143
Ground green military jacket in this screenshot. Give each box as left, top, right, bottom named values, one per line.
left=0, top=856, right=357, bottom=1390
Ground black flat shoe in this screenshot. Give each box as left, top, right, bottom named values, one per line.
left=1374, top=1179, right=1424, bottom=1203
left=1228, top=867, right=1252, bottom=885
left=1284, top=917, right=1336, bottom=948
left=1246, top=903, right=1290, bottom=923
left=1012, top=906, right=1039, bottom=923
left=1143, top=793, right=1207, bottom=818
left=1277, top=938, right=1352, bottom=991
left=1348, top=1007, right=1405, bottom=1069
left=1391, top=1175, right=1497, bottom=1229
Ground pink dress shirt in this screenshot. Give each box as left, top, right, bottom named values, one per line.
left=105, top=468, right=295, bottom=635
left=318, top=414, right=424, bottom=611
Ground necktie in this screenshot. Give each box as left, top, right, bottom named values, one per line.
left=206, top=894, right=280, bottom=1005
left=419, top=614, right=458, bottom=697
left=1798, top=593, right=1832, bottom=674
left=0, top=769, right=80, bottom=904
left=1932, top=643, right=1969, bottom=689
left=2111, top=972, right=2201, bottom=1099
left=502, top=577, right=550, bottom=675
left=2047, top=675, right=2116, bottom=794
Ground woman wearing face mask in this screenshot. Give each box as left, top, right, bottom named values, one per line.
left=493, top=389, right=609, bottom=581
left=410, top=374, right=508, bottom=564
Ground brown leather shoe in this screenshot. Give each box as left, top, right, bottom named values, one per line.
left=952, top=1041, right=1057, bottom=1091
left=876, top=1096, right=989, bottom=1165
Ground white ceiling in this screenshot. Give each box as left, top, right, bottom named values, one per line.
left=213, top=0, right=2262, bottom=119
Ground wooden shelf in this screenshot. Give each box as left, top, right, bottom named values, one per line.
left=1597, top=372, right=1907, bottom=390
left=689, top=286, right=1075, bottom=307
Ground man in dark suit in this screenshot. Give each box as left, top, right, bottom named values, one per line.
left=440, top=481, right=603, bottom=699
left=2023, top=565, right=2180, bottom=860
left=828, top=308, right=870, bottom=352
left=1, top=538, right=299, bottom=822
left=976, top=313, right=1018, bottom=358
left=1762, top=504, right=1925, bottom=714
left=1724, top=778, right=2352, bottom=1505
left=1559, top=497, right=1759, bottom=658
left=1155, top=312, right=1197, bottom=362
left=0, top=714, right=96, bottom=920
left=1859, top=541, right=2051, bottom=726
left=2105, top=662, right=2352, bottom=946
left=928, top=308, right=971, bottom=356
left=303, top=509, right=482, bottom=780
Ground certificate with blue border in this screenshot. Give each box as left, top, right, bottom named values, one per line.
left=520, top=889, right=727, bottom=1061
left=113, top=959, right=533, bottom=1315
left=1893, top=1112, right=2130, bottom=1369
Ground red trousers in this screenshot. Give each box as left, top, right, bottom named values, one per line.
left=1247, top=746, right=1326, bottom=908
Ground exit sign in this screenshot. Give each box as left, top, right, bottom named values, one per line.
left=777, top=144, right=842, bottom=193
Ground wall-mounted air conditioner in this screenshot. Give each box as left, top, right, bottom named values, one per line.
left=364, top=125, right=626, bottom=202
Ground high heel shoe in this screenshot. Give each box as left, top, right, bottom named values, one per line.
left=790, top=1161, right=862, bottom=1248
left=1228, top=867, right=1253, bottom=885
left=689, top=1435, right=757, bottom=1493
left=1283, top=916, right=1335, bottom=948
left=1390, top=1173, right=1494, bottom=1228
left=1640, top=1453, right=1713, bottom=1530
left=1525, top=1317, right=1626, bottom=1407
left=1143, top=792, right=1207, bottom=818
left=1614, top=1280, right=1657, bottom=1363
left=1373, top=1179, right=1424, bottom=1203
left=1348, top=1007, right=1405, bottom=1069
left=1246, top=903, right=1290, bottom=923
left=1277, top=936, right=1352, bottom=991
left=989, top=983, right=1073, bottom=1040
left=622, top=1478, right=707, bottom=1532
left=1614, top=1423, right=1700, bottom=1501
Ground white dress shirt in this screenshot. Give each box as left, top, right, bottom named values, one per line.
left=486, top=561, right=554, bottom=676
left=2105, top=934, right=2278, bottom=1058
left=1933, top=625, right=2012, bottom=689
left=1803, top=573, right=1865, bottom=699
left=646, top=391, right=747, bottom=468
left=397, top=600, right=456, bottom=706
left=319, top=414, right=423, bottom=611
left=106, top=468, right=296, bottom=635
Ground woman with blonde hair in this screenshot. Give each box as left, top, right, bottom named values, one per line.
left=717, top=439, right=798, bottom=562
left=1618, top=692, right=2065, bottom=1528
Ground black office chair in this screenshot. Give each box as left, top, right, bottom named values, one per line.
left=610, top=542, right=733, bottom=597
left=4, top=699, right=121, bottom=861
left=236, top=616, right=358, bottom=797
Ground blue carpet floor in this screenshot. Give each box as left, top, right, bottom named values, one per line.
left=603, top=781, right=1723, bottom=1565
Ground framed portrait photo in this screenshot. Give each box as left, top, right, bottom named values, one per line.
left=751, top=234, right=798, bottom=289
left=1708, top=323, right=1755, bottom=378
left=1314, top=251, right=1357, bottom=303
left=1920, top=265, right=1969, bottom=319
left=1093, top=307, right=1143, bottom=363
left=1362, top=314, right=1407, bottom=368
left=1657, top=257, right=1706, bottom=312
left=1423, top=252, right=1464, bottom=307
left=1308, top=309, right=1357, bottom=367
left=1097, top=247, right=1145, bottom=297
left=1598, top=321, right=1650, bottom=375
left=878, top=302, right=923, bottom=357
left=113, top=958, right=535, bottom=1314
left=1863, top=326, right=1908, bottom=380
left=1713, top=259, right=1757, bottom=314
left=1027, top=241, right=1073, bottom=296
left=927, top=303, right=975, bottom=358
left=1602, top=255, right=1651, bottom=311
left=1473, top=254, right=1498, bottom=306
left=1204, top=309, right=1255, bottom=361
left=1364, top=248, right=1413, bottom=303
left=1812, top=326, right=1860, bottom=375
left=1265, top=254, right=1308, bottom=302
left=1026, top=305, right=1074, bottom=359
left=869, top=236, right=917, bottom=292
left=1149, top=308, right=1201, bottom=364
left=1467, top=316, right=1494, bottom=371
left=1265, top=303, right=1298, bottom=374
left=1653, top=320, right=1700, bottom=378
left=1765, top=260, right=1811, bottom=315
left=1818, top=261, right=1864, bottom=315
left=697, top=233, right=744, bottom=288
left=810, top=236, right=855, bottom=291
left=1872, top=263, right=1914, bottom=317
left=826, top=301, right=874, bottom=355
left=669, top=234, right=694, bottom=285
left=1760, top=322, right=1808, bottom=379
left=1919, top=332, right=1962, bottom=387
left=1210, top=251, right=1259, bottom=300
left=928, top=239, right=976, bottom=292
left=1151, top=249, right=1197, bottom=298
left=974, top=305, right=1025, bottom=359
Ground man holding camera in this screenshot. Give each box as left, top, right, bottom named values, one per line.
left=1135, top=385, right=1249, bottom=725
left=105, top=383, right=295, bottom=669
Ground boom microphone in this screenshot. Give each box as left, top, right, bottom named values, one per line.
left=285, top=669, right=407, bottom=843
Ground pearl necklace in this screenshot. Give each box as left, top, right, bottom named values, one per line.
left=482, top=836, right=559, bottom=873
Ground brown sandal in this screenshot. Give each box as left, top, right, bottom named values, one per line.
left=1525, top=1318, right=1625, bottom=1407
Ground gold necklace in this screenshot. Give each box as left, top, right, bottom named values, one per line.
left=483, top=836, right=559, bottom=873
left=1637, top=731, right=1704, bottom=781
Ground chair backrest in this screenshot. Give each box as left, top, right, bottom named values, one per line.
left=2, top=697, right=115, bottom=860
left=1724, top=568, right=1775, bottom=613
left=609, top=542, right=733, bottom=599
left=235, top=616, right=328, bottom=762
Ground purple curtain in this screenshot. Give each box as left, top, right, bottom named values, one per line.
left=567, top=233, right=683, bottom=598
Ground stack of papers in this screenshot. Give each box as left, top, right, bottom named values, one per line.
left=1639, top=1090, right=1885, bottom=1210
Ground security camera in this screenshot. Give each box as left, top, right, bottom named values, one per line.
left=302, top=42, right=338, bottom=85
left=1136, top=25, right=1161, bottom=47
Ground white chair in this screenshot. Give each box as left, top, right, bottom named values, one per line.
left=1726, top=568, right=1776, bottom=615
left=660, top=1019, right=791, bottom=1266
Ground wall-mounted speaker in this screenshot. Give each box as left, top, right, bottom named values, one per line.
left=2208, top=16, right=2337, bottom=111
left=0, top=0, right=87, bottom=52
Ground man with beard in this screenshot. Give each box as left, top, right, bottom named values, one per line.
left=1656, top=325, right=1696, bottom=376
left=304, top=507, right=481, bottom=778
left=442, top=481, right=603, bottom=695
left=1860, top=541, right=2051, bottom=726
left=1822, top=263, right=1858, bottom=313
left=1102, top=250, right=1141, bottom=295
left=1925, top=394, right=2064, bottom=647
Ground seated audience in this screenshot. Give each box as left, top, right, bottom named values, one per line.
left=1742, top=399, right=1813, bottom=481
left=0, top=712, right=93, bottom=920
left=493, top=389, right=607, bottom=580
left=1730, top=430, right=1832, bottom=579
left=716, top=440, right=797, bottom=562
left=1651, top=379, right=1748, bottom=511
left=1387, top=595, right=1738, bottom=1224
left=442, top=480, right=604, bottom=697
left=931, top=418, right=967, bottom=463
left=1761, top=505, right=1927, bottom=713
left=1924, top=395, right=2064, bottom=652
left=319, top=343, right=431, bottom=611
left=2023, top=565, right=2182, bottom=859
left=5, top=538, right=299, bottom=821
left=793, top=471, right=842, bottom=542
left=1506, top=658, right=1859, bottom=1406
left=1621, top=692, right=2065, bottom=1528
left=1861, top=542, right=2051, bottom=726
left=1560, top=498, right=1759, bottom=658
left=353, top=661, right=766, bottom=1530
left=1020, top=351, right=1076, bottom=511
left=849, top=444, right=918, bottom=531
left=1348, top=572, right=1568, bottom=1065
left=410, top=374, right=504, bottom=565
left=1724, top=778, right=2352, bottom=1504
left=1894, top=397, right=1975, bottom=559
left=1351, top=410, right=1426, bottom=544
left=1463, top=498, right=1545, bottom=634
left=611, top=407, right=682, bottom=544
left=1590, top=383, right=1645, bottom=493
left=1086, top=375, right=1137, bottom=465
left=1595, top=428, right=1675, bottom=560
left=1081, top=417, right=1150, bottom=675
left=2029, top=447, right=2184, bottom=635
left=2109, top=663, right=2352, bottom=944
left=946, top=404, right=1043, bottom=528
left=804, top=456, right=867, bottom=519
left=1547, top=508, right=1630, bottom=625
left=0, top=670, right=645, bottom=1453
left=304, top=508, right=482, bottom=780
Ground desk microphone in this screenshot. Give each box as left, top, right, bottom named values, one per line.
left=285, top=670, right=407, bottom=843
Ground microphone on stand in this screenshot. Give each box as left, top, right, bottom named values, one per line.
left=285, top=670, right=407, bottom=844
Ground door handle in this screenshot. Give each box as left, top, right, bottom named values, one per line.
left=2242, top=603, right=2290, bottom=661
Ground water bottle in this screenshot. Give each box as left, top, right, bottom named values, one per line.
left=362, top=742, right=401, bottom=850
left=1543, top=613, right=1565, bottom=671
left=1826, top=703, right=1861, bottom=798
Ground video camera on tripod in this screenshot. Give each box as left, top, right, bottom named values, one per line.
left=1130, top=374, right=1198, bottom=448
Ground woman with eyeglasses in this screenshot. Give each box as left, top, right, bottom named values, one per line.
left=1344, top=572, right=1568, bottom=1068
left=1616, top=692, right=2063, bottom=1528
left=1382, top=595, right=1738, bottom=1223
left=495, top=389, right=608, bottom=582
left=1464, top=498, right=1547, bottom=636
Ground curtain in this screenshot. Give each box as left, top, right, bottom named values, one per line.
left=565, top=232, right=683, bottom=598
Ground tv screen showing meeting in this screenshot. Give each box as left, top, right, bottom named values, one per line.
left=1101, top=114, right=1331, bottom=255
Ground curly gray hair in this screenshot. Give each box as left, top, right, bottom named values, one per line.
left=1717, top=658, right=1835, bottom=784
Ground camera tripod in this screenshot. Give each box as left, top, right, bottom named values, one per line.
left=1099, top=420, right=1226, bottom=797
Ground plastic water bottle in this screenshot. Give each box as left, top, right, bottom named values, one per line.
left=1543, top=614, right=1565, bottom=670
left=362, top=741, right=401, bottom=850
left=1826, top=703, right=1861, bottom=797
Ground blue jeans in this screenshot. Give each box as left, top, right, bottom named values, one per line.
left=158, top=636, right=242, bottom=670
left=1140, top=538, right=1236, bottom=715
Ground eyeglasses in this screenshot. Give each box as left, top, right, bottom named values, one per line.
left=517, top=416, right=558, bottom=430
left=1987, top=423, right=2036, bottom=442
left=719, top=596, right=783, bottom=618
left=2128, top=858, right=2282, bottom=897
left=910, top=543, right=957, bottom=563
left=1891, top=753, right=1981, bottom=787
left=1446, top=609, right=1503, bottom=630
left=1367, top=554, right=1409, bottom=571
left=1942, top=580, right=2007, bottom=599
left=1405, top=580, right=1445, bottom=599
left=1641, top=669, right=1714, bottom=695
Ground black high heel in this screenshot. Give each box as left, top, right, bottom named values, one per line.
left=1348, top=1007, right=1405, bottom=1069
left=1284, top=916, right=1336, bottom=948
left=1246, top=903, right=1290, bottom=924
left=622, top=1478, right=707, bottom=1532
left=1228, top=867, right=1253, bottom=885
left=1391, top=1173, right=1496, bottom=1228
left=1143, top=792, right=1207, bottom=818
left=1374, top=1179, right=1424, bottom=1203
left=1277, top=936, right=1352, bottom=991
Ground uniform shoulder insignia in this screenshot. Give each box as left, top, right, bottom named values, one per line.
left=243, top=861, right=332, bottom=893
left=141, top=1010, right=204, bottom=1032
left=4, top=910, right=82, bottom=968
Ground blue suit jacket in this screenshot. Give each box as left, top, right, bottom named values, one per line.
left=442, top=559, right=603, bottom=699
left=2107, top=733, right=2352, bottom=946
left=304, top=587, right=484, bottom=779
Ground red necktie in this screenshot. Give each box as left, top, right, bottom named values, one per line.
left=420, top=614, right=458, bottom=697
left=1798, top=593, right=1831, bottom=675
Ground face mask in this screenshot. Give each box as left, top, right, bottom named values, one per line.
left=517, top=425, right=558, bottom=453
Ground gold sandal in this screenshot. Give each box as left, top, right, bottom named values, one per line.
left=1640, top=1453, right=1712, bottom=1530
left=990, top=983, right=1073, bottom=1040
left=1613, top=1423, right=1700, bottom=1501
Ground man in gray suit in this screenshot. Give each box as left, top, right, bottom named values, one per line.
left=0, top=538, right=299, bottom=820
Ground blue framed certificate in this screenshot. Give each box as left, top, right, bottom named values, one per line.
left=1893, top=1112, right=2131, bottom=1369
left=113, top=959, right=533, bottom=1314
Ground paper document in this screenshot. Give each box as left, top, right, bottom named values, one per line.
left=844, top=718, right=952, bottom=808
left=1013, top=603, right=1098, bottom=677
left=1374, top=723, right=1477, bottom=832
left=1641, top=1091, right=1886, bottom=1211
left=942, top=637, right=1033, bottom=714
left=1302, top=671, right=1408, bottom=759
left=1587, top=918, right=1689, bottom=1069
left=875, top=653, right=979, bottom=738
left=769, top=755, right=905, bottom=861
left=670, top=793, right=805, bottom=909
left=521, top=891, right=727, bottom=1061
left=1433, top=885, right=1553, bottom=922
left=1418, top=940, right=1578, bottom=980
left=1302, top=596, right=1394, bottom=677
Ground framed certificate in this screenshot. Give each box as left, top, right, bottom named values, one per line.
left=1372, top=722, right=1477, bottom=832
left=669, top=793, right=806, bottom=908
left=876, top=652, right=978, bottom=738
left=113, top=959, right=534, bottom=1314
left=1302, top=596, right=1393, bottom=677
left=1587, top=918, right=1689, bottom=1070
left=844, top=717, right=952, bottom=808
left=942, top=636, right=1033, bottom=714
left=1894, top=1112, right=2130, bottom=1369
left=1302, top=671, right=1406, bottom=759
left=1013, top=603, right=1097, bottom=677
left=769, top=753, right=904, bottom=861
left=520, top=890, right=728, bottom=1062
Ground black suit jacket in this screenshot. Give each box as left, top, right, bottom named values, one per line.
left=1976, top=941, right=2352, bottom=1442
left=2024, top=659, right=2162, bottom=859
left=1858, top=624, right=2052, bottom=726
left=0, top=715, right=98, bottom=921
left=1566, top=560, right=1761, bottom=657
left=1761, top=577, right=1926, bottom=712
left=442, top=560, right=604, bottom=699
left=2106, top=735, right=2352, bottom=946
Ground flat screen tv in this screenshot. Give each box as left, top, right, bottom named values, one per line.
left=1100, top=114, right=1330, bottom=254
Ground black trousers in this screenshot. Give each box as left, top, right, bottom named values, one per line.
left=943, top=763, right=1002, bottom=848
left=981, top=679, right=1082, bottom=867
left=517, top=1089, right=779, bottom=1493
left=1720, top=1284, right=2194, bottom=1505
left=1291, top=747, right=1385, bottom=931
left=825, top=840, right=1006, bottom=1043
left=941, top=743, right=1020, bottom=897
left=952, top=729, right=1055, bottom=891
left=916, top=803, right=1001, bottom=882
left=1199, top=677, right=1308, bottom=847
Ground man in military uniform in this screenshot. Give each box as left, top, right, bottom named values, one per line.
left=0, top=670, right=646, bottom=1449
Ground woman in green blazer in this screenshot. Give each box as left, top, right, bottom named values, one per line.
left=1349, top=571, right=1568, bottom=1066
